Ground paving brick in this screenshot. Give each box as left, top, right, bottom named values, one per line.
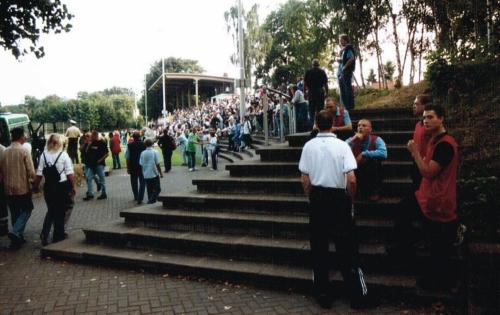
left=0, top=166, right=465, bottom=314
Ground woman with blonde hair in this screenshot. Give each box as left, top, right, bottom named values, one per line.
left=34, top=133, right=76, bottom=246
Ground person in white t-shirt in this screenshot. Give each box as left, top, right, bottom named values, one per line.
left=34, top=133, right=75, bottom=246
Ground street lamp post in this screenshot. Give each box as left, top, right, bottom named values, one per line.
left=237, top=0, right=246, bottom=120
left=162, top=57, right=167, bottom=128
left=144, top=74, right=148, bottom=126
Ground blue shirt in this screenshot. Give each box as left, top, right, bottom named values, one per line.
left=338, top=48, right=354, bottom=76
left=139, top=147, right=161, bottom=179
left=345, top=135, right=388, bottom=160
left=337, top=107, right=352, bottom=126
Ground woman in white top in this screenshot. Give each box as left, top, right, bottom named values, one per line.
left=34, top=134, right=75, bottom=246
left=207, top=129, right=218, bottom=170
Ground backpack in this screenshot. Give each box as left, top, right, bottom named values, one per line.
left=42, top=152, right=63, bottom=186
left=168, top=135, right=177, bottom=150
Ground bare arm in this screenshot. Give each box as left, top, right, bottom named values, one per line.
left=301, top=173, right=311, bottom=197
left=346, top=170, right=356, bottom=200
left=407, top=140, right=442, bottom=179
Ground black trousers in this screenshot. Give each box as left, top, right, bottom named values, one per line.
left=392, top=194, right=458, bottom=283
left=162, top=148, right=173, bottom=172
left=355, top=159, right=383, bottom=198
left=42, top=181, right=72, bottom=242
left=67, top=138, right=79, bottom=164
left=145, top=176, right=161, bottom=204
left=309, top=186, right=368, bottom=299
left=308, top=92, right=325, bottom=124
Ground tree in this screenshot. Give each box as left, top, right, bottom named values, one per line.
left=384, top=61, right=396, bottom=81
left=0, top=0, right=73, bottom=59
left=367, top=69, right=377, bottom=85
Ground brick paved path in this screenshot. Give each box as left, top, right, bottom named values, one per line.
left=0, top=162, right=463, bottom=314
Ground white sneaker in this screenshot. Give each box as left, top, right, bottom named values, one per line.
left=188, top=168, right=194, bottom=172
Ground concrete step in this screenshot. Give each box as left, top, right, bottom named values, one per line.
left=349, top=107, right=412, bottom=120
left=83, top=222, right=388, bottom=267
left=286, top=131, right=414, bottom=148
left=41, top=236, right=460, bottom=304
left=256, top=145, right=411, bottom=162
left=192, top=176, right=412, bottom=196
left=119, top=207, right=394, bottom=242
left=351, top=118, right=419, bottom=131
left=219, top=149, right=244, bottom=160
left=158, top=191, right=402, bottom=218
left=217, top=153, right=234, bottom=163
left=226, top=161, right=413, bottom=178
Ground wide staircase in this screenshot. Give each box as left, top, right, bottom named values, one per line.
left=42, top=107, right=464, bottom=304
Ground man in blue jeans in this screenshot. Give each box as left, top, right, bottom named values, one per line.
left=140, top=139, right=163, bottom=204
left=83, top=131, right=109, bottom=201
left=337, top=34, right=356, bottom=110
left=0, top=127, right=36, bottom=249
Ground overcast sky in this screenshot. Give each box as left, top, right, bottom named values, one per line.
left=0, top=0, right=287, bottom=105
left=0, top=0, right=409, bottom=106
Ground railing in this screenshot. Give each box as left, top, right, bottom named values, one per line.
left=259, top=87, right=296, bottom=145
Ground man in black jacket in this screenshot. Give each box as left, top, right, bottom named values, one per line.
left=126, top=132, right=146, bottom=204
left=83, top=131, right=109, bottom=201
left=157, top=129, right=175, bottom=173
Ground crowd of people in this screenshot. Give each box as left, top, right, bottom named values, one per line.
left=0, top=33, right=461, bottom=311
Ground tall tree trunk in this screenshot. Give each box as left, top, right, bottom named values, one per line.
left=356, top=43, right=366, bottom=88
left=386, top=0, right=403, bottom=85
left=374, top=21, right=387, bottom=89
left=418, top=24, right=425, bottom=82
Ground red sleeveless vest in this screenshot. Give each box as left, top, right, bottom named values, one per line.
left=352, top=134, right=378, bottom=158
left=334, top=108, right=345, bottom=127
left=415, top=134, right=458, bottom=222
left=413, top=120, right=431, bottom=158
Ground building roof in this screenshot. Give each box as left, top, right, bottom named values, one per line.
left=149, top=73, right=235, bottom=91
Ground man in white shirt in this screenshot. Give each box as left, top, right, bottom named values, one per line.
left=299, top=110, right=375, bottom=310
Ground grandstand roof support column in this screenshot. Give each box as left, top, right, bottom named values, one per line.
left=195, top=79, right=199, bottom=108
left=162, top=58, right=167, bottom=127
left=188, top=87, right=191, bottom=107
left=176, top=88, right=179, bottom=109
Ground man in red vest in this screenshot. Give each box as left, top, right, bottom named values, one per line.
left=392, top=104, right=459, bottom=290
left=346, top=119, right=387, bottom=201
left=310, top=97, right=353, bottom=140
left=411, top=94, right=432, bottom=190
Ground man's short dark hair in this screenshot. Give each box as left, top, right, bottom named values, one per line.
left=424, top=104, right=445, bottom=118
left=316, top=110, right=333, bottom=131
left=132, top=131, right=141, bottom=140
left=144, top=139, right=153, bottom=147
left=340, top=34, right=350, bottom=42
left=416, top=94, right=433, bottom=106
left=10, top=127, right=25, bottom=141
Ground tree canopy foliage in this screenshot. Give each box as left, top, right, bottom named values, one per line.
left=0, top=0, right=73, bottom=59
left=226, top=0, right=499, bottom=89
left=0, top=88, right=138, bottom=131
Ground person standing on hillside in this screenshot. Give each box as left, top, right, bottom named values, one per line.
left=0, top=127, right=36, bottom=249
left=391, top=104, right=459, bottom=290
left=299, top=110, right=375, bottom=310
left=304, top=59, right=328, bottom=126
left=337, top=34, right=356, bottom=110
left=65, top=120, right=81, bottom=164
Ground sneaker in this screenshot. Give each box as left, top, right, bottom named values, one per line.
left=7, top=232, right=22, bottom=249
left=188, top=168, right=194, bottom=172
left=83, top=195, right=93, bottom=201
left=97, top=194, right=107, bottom=200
